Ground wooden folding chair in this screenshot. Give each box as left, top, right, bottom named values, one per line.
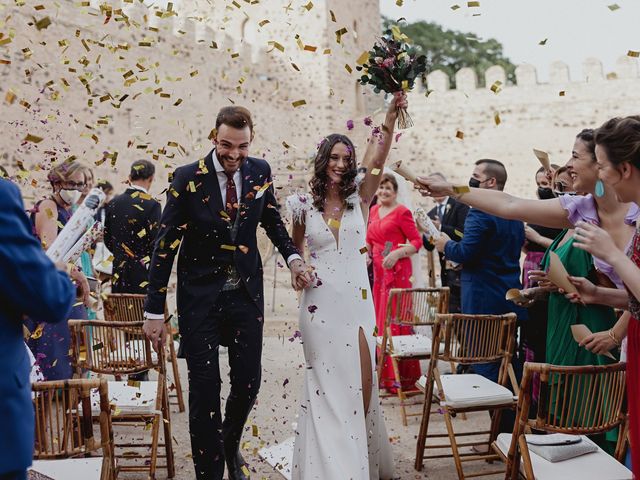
left=31, top=378, right=116, bottom=480
left=377, top=287, right=449, bottom=426
left=415, top=313, right=519, bottom=479
left=103, top=293, right=185, bottom=413
left=494, top=362, right=630, bottom=480
left=426, top=248, right=437, bottom=288
left=69, top=320, right=175, bottom=479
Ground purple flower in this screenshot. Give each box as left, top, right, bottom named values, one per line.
left=346, top=119, right=354, bottom=130
left=363, top=116, right=373, bottom=126
left=308, top=305, right=318, bottom=314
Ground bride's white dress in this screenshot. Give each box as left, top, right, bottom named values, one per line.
left=286, top=190, right=395, bottom=480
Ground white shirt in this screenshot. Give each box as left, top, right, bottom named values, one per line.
left=144, top=152, right=301, bottom=320
left=436, top=197, right=449, bottom=218
left=128, top=184, right=149, bottom=194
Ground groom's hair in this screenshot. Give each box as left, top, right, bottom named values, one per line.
left=215, top=106, right=254, bottom=135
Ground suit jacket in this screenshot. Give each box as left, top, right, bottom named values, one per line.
left=144, top=151, right=298, bottom=336
left=444, top=208, right=527, bottom=319
left=104, top=187, right=162, bottom=293
left=0, top=179, right=75, bottom=474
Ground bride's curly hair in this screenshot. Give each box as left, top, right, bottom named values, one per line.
left=309, top=134, right=358, bottom=212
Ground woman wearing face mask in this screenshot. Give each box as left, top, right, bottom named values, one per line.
left=25, top=161, right=89, bottom=381
left=366, top=173, right=423, bottom=393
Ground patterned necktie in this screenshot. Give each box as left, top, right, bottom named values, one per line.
left=225, top=171, right=238, bottom=222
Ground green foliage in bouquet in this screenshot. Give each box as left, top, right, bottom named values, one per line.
left=356, top=25, right=427, bottom=128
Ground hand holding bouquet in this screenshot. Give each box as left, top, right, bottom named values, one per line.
left=356, top=24, right=427, bottom=129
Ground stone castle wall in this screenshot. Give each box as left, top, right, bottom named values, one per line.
left=2, top=0, right=639, bottom=207
left=0, top=0, right=380, bottom=202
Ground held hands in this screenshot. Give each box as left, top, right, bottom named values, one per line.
left=290, top=259, right=313, bottom=291
left=579, top=331, right=617, bottom=356
left=143, top=318, right=166, bottom=353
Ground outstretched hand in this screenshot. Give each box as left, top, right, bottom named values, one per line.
left=572, top=221, right=618, bottom=263
left=565, top=276, right=597, bottom=305
left=415, top=176, right=455, bottom=198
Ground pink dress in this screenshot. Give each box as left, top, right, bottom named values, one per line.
left=366, top=204, right=422, bottom=391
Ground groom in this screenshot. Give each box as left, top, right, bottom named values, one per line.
left=143, top=106, right=310, bottom=480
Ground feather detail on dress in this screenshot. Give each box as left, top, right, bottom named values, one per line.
left=286, top=193, right=311, bottom=223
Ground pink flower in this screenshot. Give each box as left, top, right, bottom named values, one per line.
left=382, top=57, right=395, bottom=68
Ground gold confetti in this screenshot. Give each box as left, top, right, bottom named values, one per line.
left=327, top=218, right=340, bottom=229
left=330, top=10, right=336, bottom=22
left=304, top=45, right=317, bottom=52
left=292, top=99, right=306, bottom=107
left=137, top=228, right=147, bottom=238
left=455, top=130, right=464, bottom=140
left=361, top=289, right=368, bottom=300
left=608, top=3, right=620, bottom=11
left=490, top=80, right=502, bottom=93
left=303, top=1, right=313, bottom=10
left=539, top=38, right=548, bottom=46
left=359, top=246, right=368, bottom=254
left=221, top=244, right=237, bottom=251
left=627, top=50, right=639, bottom=58
left=35, top=16, right=52, bottom=30
left=258, top=19, right=270, bottom=27
left=467, top=0, right=480, bottom=6
left=344, top=64, right=352, bottom=73
left=169, top=239, right=181, bottom=250
left=190, top=70, right=198, bottom=77
left=452, top=185, right=471, bottom=194
left=494, top=112, right=501, bottom=125
left=92, top=342, right=104, bottom=351
left=559, top=90, right=566, bottom=97
left=127, top=379, right=141, bottom=388
left=356, top=50, right=369, bottom=65
left=252, top=424, right=259, bottom=436
left=370, top=168, right=381, bottom=175
left=24, top=134, right=43, bottom=143
left=451, top=4, right=460, bottom=9
left=268, top=41, right=285, bottom=53
left=5, top=90, right=16, bottom=104
left=335, top=27, right=348, bottom=44
left=396, top=0, right=403, bottom=5
left=454, top=229, right=464, bottom=238
left=31, top=324, right=44, bottom=339
left=188, top=181, right=197, bottom=192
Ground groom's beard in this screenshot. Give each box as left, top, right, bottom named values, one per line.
left=215, top=150, right=247, bottom=174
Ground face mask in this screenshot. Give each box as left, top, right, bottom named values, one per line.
left=59, top=188, right=82, bottom=205
left=468, top=177, right=481, bottom=188
left=537, top=187, right=555, bottom=200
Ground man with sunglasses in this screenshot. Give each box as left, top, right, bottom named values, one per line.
left=432, top=159, right=527, bottom=383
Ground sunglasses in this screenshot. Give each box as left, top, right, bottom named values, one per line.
left=59, top=180, right=86, bottom=190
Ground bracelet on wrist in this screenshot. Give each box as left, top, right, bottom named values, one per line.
left=608, top=329, right=621, bottom=347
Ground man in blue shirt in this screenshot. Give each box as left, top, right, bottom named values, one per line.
left=0, top=178, right=78, bottom=480
left=433, top=159, right=526, bottom=382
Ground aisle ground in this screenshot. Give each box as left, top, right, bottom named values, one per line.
left=141, top=260, right=502, bottom=479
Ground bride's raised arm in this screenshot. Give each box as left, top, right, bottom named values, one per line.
left=358, top=92, right=407, bottom=205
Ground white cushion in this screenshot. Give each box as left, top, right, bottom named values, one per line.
left=30, top=457, right=103, bottom=480
left=377, top=334, right=433, bottom=357
left=437, top=374, right=515, bottom=408
left=90, top=380, right=159, bottom=415
left=495, top=433, right=632, bottom=480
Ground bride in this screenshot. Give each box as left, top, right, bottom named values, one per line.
left=286, top=92, right=407, bottom=479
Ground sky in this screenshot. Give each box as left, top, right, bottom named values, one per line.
left=379, top=0, right=640, bottom=82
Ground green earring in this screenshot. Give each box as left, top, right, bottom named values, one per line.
left=595, top=179, right=605, bottom=197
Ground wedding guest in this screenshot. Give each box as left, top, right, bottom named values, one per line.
left=104, top=160, right=161, bottom=294
left=0, top=178, right=78, bottom=480
left=366, top=173, right=422, bottom=392
left=423, top=172, right=468, bottom=313
left=77, top=165, right=97, bottom=319
left=562, top=116, right=640, bottom=475
left=24, top=161, right=90, bottom=381
left=433, top=159, right=527, bottom=383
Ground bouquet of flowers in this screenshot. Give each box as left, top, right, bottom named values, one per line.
left=356, top=24, right=427, bottom=129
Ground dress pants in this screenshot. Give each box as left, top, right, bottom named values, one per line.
left=185, top=288, right=263, bottom=480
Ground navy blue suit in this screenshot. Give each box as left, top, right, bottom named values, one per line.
left=444, top=208, right=526, bottom=380
left=0, top=179, right=75, bottom=477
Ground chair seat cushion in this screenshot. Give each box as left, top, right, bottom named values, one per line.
left=30, top=457, right=103, bottom=480
left=495, top=433, right=632, bottom=480
left=437, top=373, right=515, bottom=408
left=90, top=380, right=159, bottom=415
left=376, top=334, right=433, bottom=357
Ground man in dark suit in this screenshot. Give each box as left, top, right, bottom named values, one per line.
left=423, top=172, right=469, bottom=313
left=432, top=160, right=526, bottom=382
left=104, top=160, right=161, bottom=294
left=0, top=179, right=78, bottom=480
left=142, top=106, right=310, bottom=480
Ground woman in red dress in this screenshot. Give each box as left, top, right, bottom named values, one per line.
left=568, top=116, right=640, bottom=476
left=366, top=173, right=422, bottom=392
